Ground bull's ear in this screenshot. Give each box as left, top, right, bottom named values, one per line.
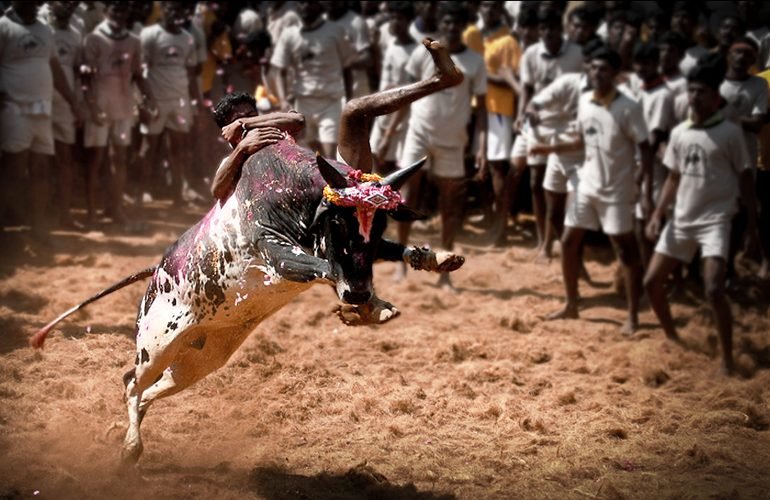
left=387, top=203, right=426, bottom=222
left=382, top=156, right=427, bottom=190
left=316, top=153, right=349, bottom=188
left=310, top=200, right=330, bottom=230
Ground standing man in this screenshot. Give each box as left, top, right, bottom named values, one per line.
left=644, top=55, right=758, bottom=375
left=83, top=2, right=153, bottom=225
left=534, top=48, right=654, bottom=334
left=514, top=8, right=583, bottom=258
left=0, top=1, right=80, bottom=239
left=270, top=1, right=353, bottom=160
left=397, top=2, right=487, bottom=290
left=137, top=1, right=201, bottom=208
left=46, top=1, right=81, bottom=229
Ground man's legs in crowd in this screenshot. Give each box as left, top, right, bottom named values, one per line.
left=109, top=143, right=129, bottom=221
left=435, top=176, right=467, bottom=290
left=166, top=129, right=187, bottom=206
left=85, top=146, right=106, bottom=224
left=702, top=256, right=734, bottom=374
left=54, top=140, right=75, bottom=227
left=547, top=225, right=586, bottom=320
left=29, top=152, right=51, bottom=238
left=529, top=163, right=547, bottom=257
left=609, top=231, right=643, bottom=335
left=543, top=188, right=567, bottom=258
left=643, top=251, right=683, bottom=340
left=1, top=151, right=30, bottom=229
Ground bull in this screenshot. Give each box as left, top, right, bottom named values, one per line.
left=30, top=137, right=464, bottom=463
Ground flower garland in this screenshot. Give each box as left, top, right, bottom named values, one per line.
left=322, top=171, right=404, bottom=242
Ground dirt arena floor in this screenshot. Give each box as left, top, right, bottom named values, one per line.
left=1, top=200, right=770, bottom=500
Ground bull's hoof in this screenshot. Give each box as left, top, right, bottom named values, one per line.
left=121, top=441, right=144, bottom=466
left=406, top=247, right=465, bottom=273
left=337, top=297, right=400, bottom=326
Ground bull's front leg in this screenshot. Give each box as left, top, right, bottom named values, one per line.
left=377, top=240, right=465, bottom=273
left=258, top=238, right=331, bottom=283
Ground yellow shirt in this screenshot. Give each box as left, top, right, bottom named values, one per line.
left=757, top=69, right=770, bottom=169
left=482, top=26, right=521, bottom=117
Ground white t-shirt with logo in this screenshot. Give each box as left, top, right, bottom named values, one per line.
left=520, top=39, right=583, bottom=94
left=720, top=76, right=768, bottom=168
left=406, top=46, right=487, bottom=148
left=576, top=90, right=649, bottom=203
left=140, top=24, right=196, bottom=102
left=48, top=21, right=81, bottom=114
left=664, top=118, right=750, bottom=228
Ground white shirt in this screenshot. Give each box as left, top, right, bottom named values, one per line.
left=531, top=72, right=589, bottom=164
left=140, top=24, right=196, bottom=101
left=664, top=117, right=750, bottom=228
left=720, top=76, right=768, bottom=168
left=520, top=39, right=583, bottom=94
left=576, top=90, right=649, bottom=203
left=406, top=46, right=487, bottom=147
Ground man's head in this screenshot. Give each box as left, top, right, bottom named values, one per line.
left=687, top=53, right=727, bottom=120
left=606, top=11, right=626, bottom=50
left=437, top=2, right=469, bottom=47
left=387, top=1, right=415, bottom=41
left=160, top=1, right=186, bottom=32
left=581, top=38, right=604, bottom=72
left=11, top=1, right=39, bottom=23
left=214, top=93, right=258, bottom=145
left=49, top=1, right=78, bottom=23
left=718, top=15, right=747, bottom=51
left=671, top=1, right=699, bottom=39
left=538, top=8, right=563, bottom=54
left=727, top=36, right=758, bottom=76
left=516, top=6, right=540, bottom=47
left=479, top=1, right=504, bottom=31
left=659, top=31, right=687, bottom=74
left=588, top=47, right=621, bottom=93
left=297, top=1, right=324, bottom=26
left=632, top=42, right=660, bottom=82
left=239, top=29, right=272, bottom=68
left=644, top=10, right=668, bottom=43
left=568, top=6, right=600, bottom=46
left=105, top=1, right=131, bottom=31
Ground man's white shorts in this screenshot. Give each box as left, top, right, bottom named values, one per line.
left=400, top=125, right=465, bottom=179
left=84, top=118, right=134, bottom=148
left=140, top=98, right=193, bottom=135
left=294, top=95, right=342, bottom=145
left=369, top=117, right=406, bottom=163
left=0, top=105, right=54, bottom=155
left=543, top=153, right=581, bottom=193
left=511, top=128, right=547, bottom=165
left=487, top=112, right=513, bottom=161
left=565, top=190, right=634, bottom=236
left=655, top=220, right=731, bottom=262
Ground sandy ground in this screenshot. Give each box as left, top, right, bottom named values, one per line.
left=1, top=200, right=770, bottom=500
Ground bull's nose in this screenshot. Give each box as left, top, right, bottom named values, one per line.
left=342, top=290, right=372, bottom=305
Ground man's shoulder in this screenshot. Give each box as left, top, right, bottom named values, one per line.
left=521, top=41, right=542, bottom=60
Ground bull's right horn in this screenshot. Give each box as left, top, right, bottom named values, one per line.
left=382, top=157, right=427, bottom=190
left=316, top=154, right=349, bottom=188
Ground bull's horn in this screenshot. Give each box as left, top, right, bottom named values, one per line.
left=316, top=153, right=349, bottom=188
left=382, top=157, right=427, bottom=190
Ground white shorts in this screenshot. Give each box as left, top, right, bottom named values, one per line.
left=140, top=98, right=193, bottom=135
left=543, top=153, right=581, bottom=194
left=400, top=125, right=465, bottom=179
left=369, top=117, right=406, bottom=163
left=487, top=112, right=513, bottom=161
left=0, top=105, right=54, bottom=155
left=51, top=96, right=76, bottom=145
left=510, top=129, right=547, bottom=165
left=84, top=118, right=133, bottom=148
left=294, top=95, right=342, bottom=145
left=655, top=220, right=731, bottom=262
left=565, top=190, right=634, bottom=236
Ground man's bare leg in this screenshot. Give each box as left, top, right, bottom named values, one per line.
left=54, top=141, right=75, bottom=228
left=435, top=176, right=466, bottom=291
left=395, top=171, right=425, bottom=282
left=338, top=38, right=464, bottom=172
left=167, top=130, right=188, bottom=207
left=547, top=226, right=585, bottom=320
left=109, top=144, right=129, bottom=223
left=136, top=134, right=163, bottom=208
left=610, top=232, right=643, bottom=335
left=29, top=152, right=51, bottom=238
left=86, top=146, right=106, bottom=224
left=543, top=189, right=566, bottom=259
left=643, top=252, right=682, bottom=341
left=1, top=151, right=29, bottom=228
left=529, top=164, right=547, bottom=259
left=486, top=160, right=511, bottom=245
left=703, top=257, right=734, bottom=375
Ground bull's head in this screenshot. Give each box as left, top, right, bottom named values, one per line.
left=312, top=154, right=425, bottom=305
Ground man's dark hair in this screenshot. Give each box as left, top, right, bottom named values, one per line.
left=632, top=42, right=660, bottom=63
left=569, top=5, right=601, bottom=26
left=388, top=1, right=415, bottom=20
left=671, top=1, right=699, bottom=19
left=244, top=28, right=272, bottom=54
left=687, top=53, right=727, bottom=90
left=731, top=35, right=759, bottom=53
left=591, top=46, right=622, bottom=70
left=582, top=38, right=605, bottom=58
left=658, top=31, right=688, bottom=52
left=437, top=1, right=469, bottom=26
left=213, top=92, right=257, bottom=128
left=537, top=7, right=562, bottom=27
left=518, top=5, right=539, bottom=27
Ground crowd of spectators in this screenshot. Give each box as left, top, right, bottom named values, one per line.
left=1, top=0, right=769, bottom=374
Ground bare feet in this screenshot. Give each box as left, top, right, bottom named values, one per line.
left=393, top=262, right=407, bottom=283
left=545, top=303, right=579, bottom=321
left=423, top=38, right=464, bottom=88
left=533, top=249, right=551, bottom=265
left=437, top=272, right=458, bottom=293
left=620, top=318, right=639, bottom=336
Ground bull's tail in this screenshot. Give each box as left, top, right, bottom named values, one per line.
left=29, top=266, right=156, bottom=350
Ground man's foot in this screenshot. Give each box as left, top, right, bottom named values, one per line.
left=545, top=303, right=579, bottom=321
left=664, top=330, right=682, bottom=345
left=720, top=359, right=735, bottom=377
left=423, top=39, right=464, bottom=88
left=437, top=272, right=458, bottom=293
left=579, top=263, right=595, bottom=286
left=620, top=318, right=639, bottom=336
left=393, top=263, right=407, bottom=284
left=533, top=249, right=551, bottom=265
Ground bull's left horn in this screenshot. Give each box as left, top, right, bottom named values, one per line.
left=316, top=154, right=349, bottom=188
left=382, top=156, right=427, bottom=190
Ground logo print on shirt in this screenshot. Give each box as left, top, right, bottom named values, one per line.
left=682, top=144, right=708, bottom=178
left=18, top=34, right=43, bottom=53
left=583, top=118, right=603, bottom=146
